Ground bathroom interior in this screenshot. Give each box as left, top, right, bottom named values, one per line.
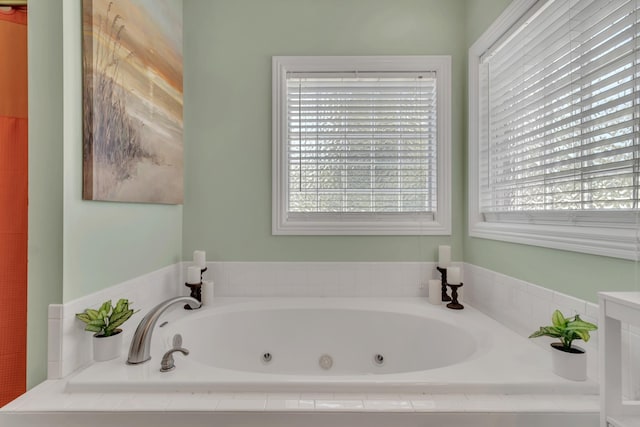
left=0, top=0, right=639, bottom=426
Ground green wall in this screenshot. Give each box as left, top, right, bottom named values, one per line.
left=462, top=0, right=639, bottom=302
left=464, top=0, right=512, bottom=46
left=183, top=0, right=637, bottom=301
left=26, top=0, right=183, bottom=388
left=183, top=0, right=467, bottom=263
left=61, top=0, right=183, bottom=302
left=27, top=0, right=64, bottom=389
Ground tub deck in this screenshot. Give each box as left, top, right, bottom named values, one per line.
left=1, top=298, right=600, bottom=427
left=66, top=298, right=598, bottom=395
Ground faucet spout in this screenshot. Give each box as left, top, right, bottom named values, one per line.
left=126, top=296, right=201, bottom=365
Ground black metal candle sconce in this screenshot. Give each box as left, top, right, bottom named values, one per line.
left=446, top=283, right=464, bottom=310
left=436, top=266, right=463, bottom=310
left=436, top=267, right=452, bottom=302
left=184, top=267, right=207, bottom=310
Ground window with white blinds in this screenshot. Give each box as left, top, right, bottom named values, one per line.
left=287, top=72, right=437, bottom=215
left=273, top=56, right=451, bottom=235
left=469, top=0, right=640, bottom=259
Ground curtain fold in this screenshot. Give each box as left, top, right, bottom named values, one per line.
left=0, top=6, right=28, bottom=408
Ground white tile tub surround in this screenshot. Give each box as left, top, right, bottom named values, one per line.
left=48, top=261, right=452, bottom=380
left=47, top=263, right=183, bottom=379
left=463, top=263, right=640, bottom=398
left=48, top=260, right=624, bottom=386
left=463, top=263, right=601, bottom=380
left=198, top=261, right=447, bottom=298
left=10, top=261, right=606, bottom=426
left=47, top=261, right=461, bottom=380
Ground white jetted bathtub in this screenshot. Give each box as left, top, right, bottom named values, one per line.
left=66, top=298, right=597, bottom=394
left=170, top=303, right=475, bottom=375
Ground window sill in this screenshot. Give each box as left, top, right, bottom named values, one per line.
left=273, top=213, right=451, bottom=235
left=469, top=219, right=639, bottom=261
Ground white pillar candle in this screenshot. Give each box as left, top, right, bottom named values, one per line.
left=428, top=279, right=441, bottom=305
left=438, top=245, right=451, bottom=268
left=448, top=267, right=461, bottom=284
left=193, top=250, right=206, bottom=269
left=203, top=280, right=215, bottom=306
left=186, top=266, right=201, bottom=284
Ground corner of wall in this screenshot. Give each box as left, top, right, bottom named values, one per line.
left=27, top=0, right=64, bottom=389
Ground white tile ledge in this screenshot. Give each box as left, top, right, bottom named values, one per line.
left=1, top=380, right=599, bottom=414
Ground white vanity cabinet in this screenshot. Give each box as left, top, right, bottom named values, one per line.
left=599, top=292, right=640, bottom=427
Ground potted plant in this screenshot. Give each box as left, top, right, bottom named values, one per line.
left=76, top=298, right=137, bottom=361
left=529, top=309, right=597, bottom=381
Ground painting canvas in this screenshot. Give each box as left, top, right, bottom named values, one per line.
left=82, top=0, right=183, bottom=204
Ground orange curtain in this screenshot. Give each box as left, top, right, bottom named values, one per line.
left=0, top=6, right=27, bottom=407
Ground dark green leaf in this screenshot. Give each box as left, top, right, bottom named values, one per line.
left=573, top=330, right=591, bottom=342
left=114, top=299, right=128, bottom=314
left=87, top=319, right=105, bottom=328
left=75, top=313, right=91, bottom=324
left=566, top=317, right=597, bottom=332
left=86, top=309, right=100, bottom=321
left=84, top=324, right=102, bottom=333
left=107, top=310, right=133, bottom=332
left=99, top=300, right=112, bottom=315
left=109, top=309, right=130, bottom=325
left=529, top=326, right=563, bottom=339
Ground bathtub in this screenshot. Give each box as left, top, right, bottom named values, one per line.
left=66, top=298, right=597, bottom=395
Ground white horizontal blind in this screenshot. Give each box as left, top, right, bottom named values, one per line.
left=479, top=0, right=640, bottom=222
left=286, top=71, right=437, bottom=216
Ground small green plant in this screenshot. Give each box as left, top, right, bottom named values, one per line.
left=76, top=298, right=137, bottom=337
left=529, top=309, right=597, bottom=351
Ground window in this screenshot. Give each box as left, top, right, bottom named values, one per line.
left=273, top=56, right=451, bottom=235
left=469, top=0, right=640, bottom=259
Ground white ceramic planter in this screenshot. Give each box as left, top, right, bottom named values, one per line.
left=550, top=343, right=587, bottom=381
left=92, top=329, right=123, bottom=362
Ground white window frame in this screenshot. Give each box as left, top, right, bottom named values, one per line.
left=273, top=56, right=451, bottom=235
left=468, top=0, right=639, bottom=261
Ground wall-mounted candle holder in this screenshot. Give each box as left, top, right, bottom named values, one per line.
left=446, top=282, right=464, bottom=310
left=436, top=266, right=452, bottom=302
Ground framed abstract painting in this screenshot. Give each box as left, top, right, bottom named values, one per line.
left=82, top=0, right=183, bottom=204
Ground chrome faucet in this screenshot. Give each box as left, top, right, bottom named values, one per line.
left=126, top=296, right=201, bottom=365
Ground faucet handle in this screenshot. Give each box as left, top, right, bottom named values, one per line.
left=160, top=334, right=188, bottom=372
left=160, top=347, right=189, bottom=372
left=172, top=333, right=182, bottom=349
